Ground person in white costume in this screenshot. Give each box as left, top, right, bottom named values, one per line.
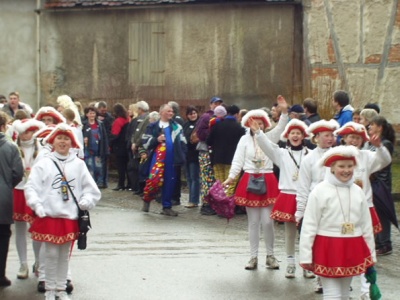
left=25, top=124, right=101, bottom=300
left=12, top=119, right=45, bottom=280
left=334, top=121, right=391, bottom=299
left=223, top=96, right=289, bottom=271
left=249, top=117, right=310, bottom=279
left=299, top=146, right=376, bottom=300
left=294, top=119, right=340, bottom=287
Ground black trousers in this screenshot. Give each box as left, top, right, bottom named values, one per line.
left=0, top=224, right=12, bottom=278
left=115, top=154, right=130, bottom=188
left=172, top=166, right=181, bottom=202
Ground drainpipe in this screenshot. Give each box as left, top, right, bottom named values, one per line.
left=35, top=0, right=41, bottom=111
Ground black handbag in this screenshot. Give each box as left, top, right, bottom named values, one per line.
left=246, top=174, right=267, bottom=195
left=52, top=160, right=91, bottom=250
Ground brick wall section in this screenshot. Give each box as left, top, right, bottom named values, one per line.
left=365, top=54, right=382, bottom=64
left=327, top=37, right=336, bottom=63
left=311, top=67, right=339, bottom=79
left=389, top=44, right=400, bottom=62
left=396, top=1, right=400, bottom=27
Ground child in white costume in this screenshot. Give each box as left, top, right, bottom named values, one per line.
left=12, top=119, right=45, bottom=279
left=25, top=124, right=101, bottom=300
left=335, top=122, right=391, bottom=233
left=299, top=145, right=376, bottom=300
left=250, top=118, right=310, bottom=278
left=335, top=121, right=391, bottom=299
left=223, top=96, right=289, bottom=271
left=295, top=119, right=339, bottom=286
left=295, top=119, right=340, bottom=223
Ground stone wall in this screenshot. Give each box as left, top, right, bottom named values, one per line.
left=303, top=0, right=400, bottom=124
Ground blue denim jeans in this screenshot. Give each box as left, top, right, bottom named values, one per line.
left=186, top=161, right=200, bottom=205
left=85, top=154, right=104, bottom=186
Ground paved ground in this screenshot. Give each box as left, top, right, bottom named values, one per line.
left=1, top=186, right=399, bottom=299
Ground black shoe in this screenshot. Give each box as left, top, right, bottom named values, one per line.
left=0, top=276, right=11, bottom=287
left=234, top=206, right=247, bottom=215
left=376, top=244, right=393, bottom=256
left=142, top=201, right=150, bottom=212
left=66, top=279, right=73, bottom=294
left=161, top=208, right=178, bottom=217
left=112, top=186, right=125, bottom=191
left=172, top=200, right=181, bottom=206
left=200, top=204, right=216, bottom=216
left=37, top=280, right=45, bottom=293
left=133, top=190, right=141, bottom=195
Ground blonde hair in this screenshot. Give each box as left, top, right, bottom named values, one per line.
left=128, top=103, right=139, bottom=118
left=360, top=108, right=378, bottom=123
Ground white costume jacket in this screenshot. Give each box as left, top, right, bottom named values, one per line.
left=354, top=146, right=391, bottom=207
left=299, top=176, right=376, bottom=265
left=255, top=131, right=309, bottom=195
left=25, top=152, right=101, bottom=220
left=295, top=147, right=330, bottom=221
left=228, top=113, right=289, bottom=179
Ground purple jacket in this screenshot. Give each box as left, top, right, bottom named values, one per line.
left=195, top=110, right=214, bottom=142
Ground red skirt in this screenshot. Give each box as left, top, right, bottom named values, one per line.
left=29, top=217, right=79, bottom=245
left=270, top=192, right=296, bottom=223
left=234, top=172, right=279, bottom=207
left=301, top=235, right=374, bottom=278
left=13, top=189, right=35, bottom=224
left=370, top=207, right=382, bottom=234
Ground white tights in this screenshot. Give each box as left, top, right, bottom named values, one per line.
left=246, top=206, right=275, bottom=257
left=39, top=242, right=73, bottom=281
left=15, top=221, right=40, bottom=265
left=45, top=242, right=71, bottom=291
left=285, top=222, right=297, bottom=264
left=320, top=276, right=353, bottom=299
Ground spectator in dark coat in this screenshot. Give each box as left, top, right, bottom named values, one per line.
left=206, top=105, right=245, bottom=196
left=0, top=111, right=24, bottom=287
left=109, top=103, right=131, bottom=191
left=82, top=106, right=110, bottom=188
left=183, top=106, right=200, bottom=208
left=303, top=98, right=321, bottom=124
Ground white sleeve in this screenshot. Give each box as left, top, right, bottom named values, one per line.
left=77, top=162, right=102, bottom=210
left=366, top=146, right=392, bottom=174
left=265, top=113, right=289, bottom=143
left=24, top=162, right=45, bottom=211
left=295, top=158, right=312, bottom=222
left=228, top=136, right=246, bottom=179
left=299, top=189, right=321, bottom=264
left=359, top=193, right=376, bottom=262
left=255, top=131, right=282, bottom=167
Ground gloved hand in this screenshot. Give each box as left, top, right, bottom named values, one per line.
left=35, top=205, right=46, bottom=218
left=78, top=199, right=91, bottom=211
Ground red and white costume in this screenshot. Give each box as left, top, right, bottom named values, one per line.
left=255, top=119, right=310, bottom=223
left=25, top=151, right=99, bottom=244
left=335, top=122, right=391, bottom=234
left=300, top=176, right=375, bottom=277
left=228, top=111, right=289, bottom=207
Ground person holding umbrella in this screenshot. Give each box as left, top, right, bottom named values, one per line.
left=367, top=116, right=398, bottom=256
